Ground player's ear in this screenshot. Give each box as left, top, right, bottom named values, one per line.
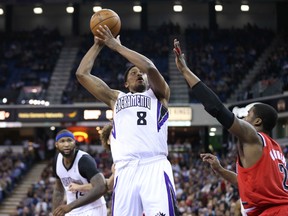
left=254, top=117, right=262, bottom=127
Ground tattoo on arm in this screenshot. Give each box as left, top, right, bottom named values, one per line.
left=67, top=173, right=107, bottom=210
left=52, top=179, right=65, bottom=211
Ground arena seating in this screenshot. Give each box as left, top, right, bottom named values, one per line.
left=185, top=24, right=275, bottom=102
left=1, top=26, right=287, bottom=105
left=0, top=28, right=64, bottom=105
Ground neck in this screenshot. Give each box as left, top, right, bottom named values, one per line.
left=63, top=149, right=76, bottom=161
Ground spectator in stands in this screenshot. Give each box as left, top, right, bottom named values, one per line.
left=35, top=197, right=48, bottom=215
left=3, top=138, right=12, bottom=146
left=46, top=136, right=55, bottom=159
left=174, top=38, right=288, bottom=216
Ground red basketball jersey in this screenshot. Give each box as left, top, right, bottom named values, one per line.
left=237, top=132, right=288, bottom=216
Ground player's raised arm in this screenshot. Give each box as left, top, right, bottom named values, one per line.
left=173, top=39, right=259, bottom=144
left=75, top=37, right=119, bottom=109
left=96, top=25, right=170, bottom=104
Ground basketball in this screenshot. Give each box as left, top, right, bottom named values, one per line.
left=90, top=9, right=121, bottom=38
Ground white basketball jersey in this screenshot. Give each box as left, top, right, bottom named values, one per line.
left=55, top=150, right=106, bottom=214
left=110, top=88, right=169, bottom=162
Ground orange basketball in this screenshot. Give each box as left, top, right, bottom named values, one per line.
left=90, top=9, right=121, bottom=38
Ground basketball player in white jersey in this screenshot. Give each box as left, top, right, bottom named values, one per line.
left=52, top=129, right=113, bottom=216
left=67, top=123, right=115, bottom=196
left=76, top=25, right=179, bottom=216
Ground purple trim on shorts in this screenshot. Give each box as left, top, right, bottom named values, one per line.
left=164, top=172, right=178, bottom=216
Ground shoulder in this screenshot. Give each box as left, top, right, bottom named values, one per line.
left=117, top=90, right=129, bottom=97
left=79, top=153, right=96, bottom=166
left=52, top=152, right=61, bottom=177
left=77, top=149, right=88, bottom=156
left=142, top=88, right=156, bottom=97
left=53, top=152, right=60, bottom=164
left=147, top=88, right=168, bottom=107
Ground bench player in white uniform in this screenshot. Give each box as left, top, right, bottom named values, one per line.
left=76, top=25, right=179, bottom=216
left=52, top=129, right=112, bottom=216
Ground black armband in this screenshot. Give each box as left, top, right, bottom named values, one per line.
left=192, top=81, right=234, bottom=129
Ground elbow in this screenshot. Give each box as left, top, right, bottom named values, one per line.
left=139, top=60, right=156, bottom=74
left=99, top=177, right=108, bottom=194
left=76, top=69, right=85, bottom=81
left=146, top=62, right=157, bottom=72
left=145, top=64, right=158, bottom=77
left=99, top=181, right=108, bottom=195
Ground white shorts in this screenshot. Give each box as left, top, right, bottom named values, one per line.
left=65, top=204, right=107, bottom=216
left=111, top=155, right=178, bottom=216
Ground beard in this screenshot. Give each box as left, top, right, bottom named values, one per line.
left=59, top=148, right=75, bottom=158
left=134, top=83, right=146, bottom=92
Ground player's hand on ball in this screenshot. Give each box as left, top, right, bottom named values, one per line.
left=96, top=25, right=121, bottom=51
left=93, top=36, right=105, bottom=47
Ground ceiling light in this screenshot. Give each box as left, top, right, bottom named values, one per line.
left=93, top=5, right=102, bottom=12
left=173, top=2, right=182, bottom=12
left=66, top=6, right=74, bottom=13
left=241, top=4, right=249, bottom=11
left=33, top=6, right=43, bottom=14
left=215, top=4, right=223, bottom=12
left=209, top=132, right=215, bottom=136
left=210, top=127, right=217, bottom=132
left=133, top=5, right=142, bottom=12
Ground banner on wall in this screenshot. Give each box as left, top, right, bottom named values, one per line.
left=0, top=106, right=193, bottom=123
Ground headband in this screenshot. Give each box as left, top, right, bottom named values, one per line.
left=56, top=132, right=75, bottom=142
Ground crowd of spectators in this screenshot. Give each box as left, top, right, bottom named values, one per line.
left=1, top=24, right=287, bottom=105
left=61, top=23, right=288, bottom=104
left=184, top=23, right=275, bottom=103
left=0, top=147, right=34, bottom=204
left=0, top=27, right=64, bottom=104
left=243, top=32, right=288, bottom=99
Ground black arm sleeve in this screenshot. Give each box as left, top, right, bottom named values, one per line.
left=192, top=81, right=234, bottom=129
left=78, top=155, right=100, bottom=182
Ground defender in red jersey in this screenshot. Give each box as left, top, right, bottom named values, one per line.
left=173, top=39, right=288, bottom=216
